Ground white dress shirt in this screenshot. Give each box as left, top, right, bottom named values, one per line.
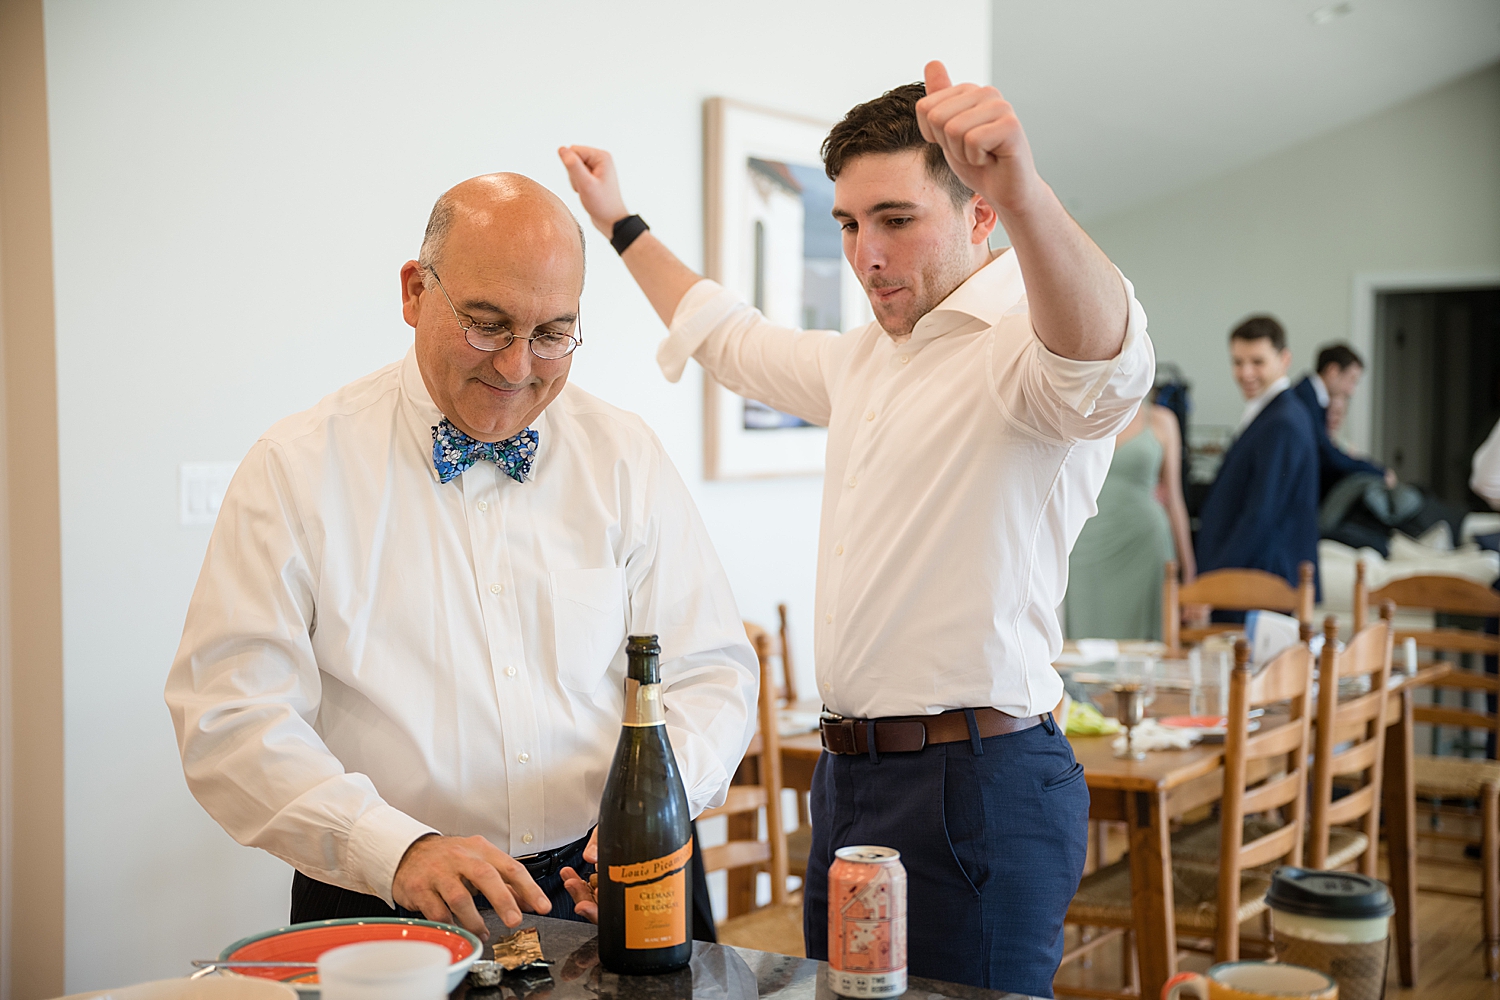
left=1309, top=373, right=1330, bottom=409
left=1234, top=376, right=1291, bottom=439
left=659, top=250, right=1154, bottom=719
left=1473, top=417, right=1500, bottom=509
left=166, top=348, right=757, bottom=905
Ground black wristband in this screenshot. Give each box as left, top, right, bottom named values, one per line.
left=610, top=215, right=649, bottom=255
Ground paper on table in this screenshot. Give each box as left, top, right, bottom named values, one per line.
left=1245, top=610, right=1301, bottom=670
left=1111, top=719, right=1198, bottom=753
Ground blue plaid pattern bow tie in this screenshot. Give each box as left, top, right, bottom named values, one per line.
left=431, top=418, right=539, bottom=485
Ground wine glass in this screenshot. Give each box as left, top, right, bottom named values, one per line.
left=1113, top=683, right=1147, bottom=761
left=1116, top=655, right=1157, bottom=708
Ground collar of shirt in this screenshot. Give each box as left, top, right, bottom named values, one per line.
left=166, top=348, right=757, bottom=902
left=1235, top=375, right=1291, bottom=437
left=1310, top=372, right=1330, bottom=409
left=904, top=247, right=1026, bottom=346
left=398, top=348, right=550, bottom=483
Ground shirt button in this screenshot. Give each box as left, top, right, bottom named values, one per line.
left=825, top=613, right=833, bottom=624
left=835, top=544, right=844, bottom=556
left=522, top=832, right=534, bottom=845
left=490, top=583, right=503, bottom=594
left=864, top=411, right=875, bottom=421
left=847, top=476, right=857, bottom=488
left=476, top=500, right=488, bottom=512
left=823, top=682, right=831, bottom=692
left=900, top=354, right=910, bottom=364
left=517, top=752, right=530, bottom=763
left=505, top=665, right=517, bottom=677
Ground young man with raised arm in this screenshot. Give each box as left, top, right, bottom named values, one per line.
left=559, top=63, right=1154, bottom=995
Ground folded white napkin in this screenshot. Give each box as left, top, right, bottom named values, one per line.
left=1111, top=719, right=1199, bottom=753
left=1073, top=639, right=1120, bottom=663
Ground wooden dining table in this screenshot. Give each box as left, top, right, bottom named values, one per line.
left=777, top=662, right=1449, bottom=1000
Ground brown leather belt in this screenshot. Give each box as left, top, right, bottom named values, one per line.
left=819, top=707, right=1043, bottom=755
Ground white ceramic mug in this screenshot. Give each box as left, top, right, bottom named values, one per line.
left=316, top=940, right=450, bottom=1000
left=1162, top=961, right=1337, bottom=1000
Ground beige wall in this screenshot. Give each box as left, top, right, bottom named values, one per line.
left=0, top=0, right=65, bottom=997
left=1087, top=61, right=1500, bottom=450
left=38, top=0, right=987, bottom=989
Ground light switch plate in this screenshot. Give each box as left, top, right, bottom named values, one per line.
left=180, top=462, right=239, bottom=526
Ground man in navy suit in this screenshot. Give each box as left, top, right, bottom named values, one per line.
left=1197, top=315, right=1320, bottom=597
left=1289, top=343, right=1394, bottom=498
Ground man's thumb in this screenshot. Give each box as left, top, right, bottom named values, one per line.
left=924, top=60, right=953, bottom=95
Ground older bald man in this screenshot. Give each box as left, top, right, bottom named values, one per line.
left=165, top=174, right=757, bottom=943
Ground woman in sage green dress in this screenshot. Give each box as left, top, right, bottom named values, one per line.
left=1065, top=401, right=1195, bottom=640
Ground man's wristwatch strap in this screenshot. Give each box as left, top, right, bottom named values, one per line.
left=610, top=214, right=649, bottom=255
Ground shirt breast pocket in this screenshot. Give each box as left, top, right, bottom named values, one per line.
left=550, top=567, right=627, bottom=693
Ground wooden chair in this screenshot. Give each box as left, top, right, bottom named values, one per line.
left=776, top=603, right=799, bottom=705
left=1354, top=569, right=1500, bottom=979
left=770, top=603, right=816, bottom=884
left=1172, top=613, right=1393, bottom=876
left=702, top=621, right=797, bottom=949
left=1162, top=560, right=1316, bottom=654
left=1061, top=637, right=1316, bottom=996
left=1309, top=610, right=1394, bottom=874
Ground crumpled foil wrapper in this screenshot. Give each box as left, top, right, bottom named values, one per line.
left=468, top=925, right=550, bottom=987
left=493, top=926, right=546, bottom=970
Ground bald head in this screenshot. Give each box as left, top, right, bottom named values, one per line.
left=403, top=173, right=587, bottom=446
left=418, top=172, right=585, bottom=286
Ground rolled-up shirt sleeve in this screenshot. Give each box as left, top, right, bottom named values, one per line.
left=164, top=440, right=436, bottom=905
left=625, top=432, right=759, bottom=815
left=991, top=269, right=1155, bottom=442
left=659, top=279, right=838, bottom=428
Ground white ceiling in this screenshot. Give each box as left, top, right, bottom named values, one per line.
left=991, top=0, right=1500, bottom=220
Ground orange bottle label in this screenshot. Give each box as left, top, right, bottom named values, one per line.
left=624, top=867, right=686, bottom=949
left=610, top=841, right=691, bottom=950
left=607, top=840, right=693, bottom=884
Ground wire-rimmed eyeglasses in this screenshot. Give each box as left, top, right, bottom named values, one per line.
left=425, top=265, right=582, bottom=359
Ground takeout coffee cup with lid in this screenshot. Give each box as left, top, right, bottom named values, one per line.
left=1267, top=867, right=1393, bottom=1000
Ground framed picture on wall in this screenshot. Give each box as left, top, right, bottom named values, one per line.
left=701, top=97, right=874, bottom=480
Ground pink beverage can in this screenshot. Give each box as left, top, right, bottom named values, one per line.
left=827, top=845, right=908, bottom=997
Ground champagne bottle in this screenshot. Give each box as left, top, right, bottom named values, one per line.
left=597, top=635, right=693, bottom=974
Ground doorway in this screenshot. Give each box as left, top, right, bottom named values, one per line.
left=1374, top=286, right=1500, bottom=511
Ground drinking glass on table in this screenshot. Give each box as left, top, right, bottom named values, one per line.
left=1112, top=683, right=1148, bottom=760
left=1114, top=655, right=1157, bottom=709
left=1110, top=656, right=1156, bottom=761
left=1189, top=640, right=1233, bottom=719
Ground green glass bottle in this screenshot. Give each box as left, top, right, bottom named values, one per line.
left=596, top=635, right=694, bottom=974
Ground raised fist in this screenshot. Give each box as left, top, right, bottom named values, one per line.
left=558, top=145, right=631, bottom=236
left=914, top=61, right=1041, bottom=215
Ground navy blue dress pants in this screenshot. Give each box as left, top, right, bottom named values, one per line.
left=803, top=718, right=1089, bottom=998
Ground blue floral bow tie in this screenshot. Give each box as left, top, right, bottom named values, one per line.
left=431, top=418, right=539, bottom=485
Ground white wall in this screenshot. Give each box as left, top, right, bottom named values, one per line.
left=41, top=0, right=988, bottom=989
left=1085, top=61, right=1500, bottom=449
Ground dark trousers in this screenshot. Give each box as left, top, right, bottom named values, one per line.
left=803, top=719, right=1089, bottom=998
left=291, top=826, right=717, bottom=942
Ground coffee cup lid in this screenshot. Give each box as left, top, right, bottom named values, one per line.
left=1268, top=867, right=1394, bottom=919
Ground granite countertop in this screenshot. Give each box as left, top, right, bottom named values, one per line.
left=455, top=914, right=1039, bottom=1000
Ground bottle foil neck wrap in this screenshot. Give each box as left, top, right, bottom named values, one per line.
left=622, top=678, right=666, bottom=727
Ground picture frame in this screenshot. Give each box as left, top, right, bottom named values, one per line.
left=701, top=97, right=874, bottom=480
